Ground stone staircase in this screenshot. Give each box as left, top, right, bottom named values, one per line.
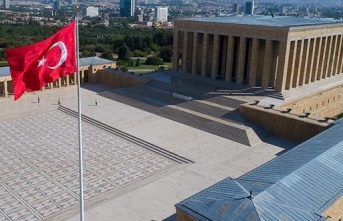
left=99, top=79, right=272, bottom=147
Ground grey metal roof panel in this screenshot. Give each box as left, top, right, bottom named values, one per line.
left=238, top=120, right=343, bottom=195
left=0, top=66, right=10, bottom=77
left=176, top=120, right=343, bottom=220
left=177, top=16, right=343, bottom=28
left=181, top=198, right=260, bottom=221
left=175, top=177, right=261, bottom=221
left=79, top=57, right=114, bottom=66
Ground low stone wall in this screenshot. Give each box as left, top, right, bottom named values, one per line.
left=322, top=196, right=343, bottom=220
left=91, top=69, right=149, bottom=88
left=281, top=85, right=343, bottom=118
left=239, top=103, right=330, bottom=142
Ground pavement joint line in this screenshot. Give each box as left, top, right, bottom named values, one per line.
left=0, top=159, right=44, bottom=220
left=2, top=142, right=80, bottom=201
left=0, top=108, right=182, bottom=220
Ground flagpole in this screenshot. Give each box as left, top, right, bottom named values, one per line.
left=75, top=5, right=85, bottom=221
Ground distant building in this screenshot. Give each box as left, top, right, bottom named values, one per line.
left=83, top=6, right=99, bottom=17
left=155, top=6, right=168, bottom=22
left=120, top=0, right=135, bottom=17
left=134, top=8, right=143, bottom=22
left=145, top=0, right=159, bottom=4
left=232, top=3, right=239, bottom=13
left=245, top=1, right=254, bottom=15
left=3, top=0, right=9, bottom=9
left=53, top=0, right=60, bottom=10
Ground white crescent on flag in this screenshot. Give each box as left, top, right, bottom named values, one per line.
left=46, top=41, right=68, bottom=69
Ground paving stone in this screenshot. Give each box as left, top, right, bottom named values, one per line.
left=0, top=110, right=177, bottom=220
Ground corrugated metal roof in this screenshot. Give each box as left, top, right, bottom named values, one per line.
left=79, top=56, right=114, bottom=66
left=176, top=119, right=343, bottom=220
left=0, top=66, right=10, bottom=77
left=0, top=57, right=114, bottom=78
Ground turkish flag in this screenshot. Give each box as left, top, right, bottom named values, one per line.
left=5, top=21, right=76, bottom=100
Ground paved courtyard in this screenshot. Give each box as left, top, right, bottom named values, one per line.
left=0, top=84, right=296, bottom=221
left=0, top=110, right=179, bottom=221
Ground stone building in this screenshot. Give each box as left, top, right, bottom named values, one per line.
left=0, top=57, right=116, bottom=98
left=172, top=16, right=343, bottom=92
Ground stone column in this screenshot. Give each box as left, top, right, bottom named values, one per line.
left=248, top=38, right=259, bottom=86
left=334, top=35, right=342, bottom=75
left=306, top=38, right=316, bottom=84
left=293, top=39, right=304, bottom=88
left=285, top=40, right=297, bottom=90
left=50, top=82, right=54, bottom=89
left=182, top=31, right=188, bottom=73
left=58, top=78, right=62, bottom=88
left=73, top=73, right=77, bottom=85
left=66, top=75, right=70, bottom=86
left=81, top=71, right=85, bottom=84
left=324, top=36, right=332, bottom=78
left=269, top=41, right=279, bottom=88
left=172, top=30, right=180, bottom=71
left=337, top=35, right=343, bottom=74
left=329, top=35, right=337, bottom=77
left=191, top=32, right=198, bottom=75
left=236, top=37, right=246, bottom=84
left=261, top=39, right=272, bottom=88
left=3, top=80, right=8, bottom=97
left=318, top=37, right=327, bottom=80
left=275, top=40, right=290, bottom=92
left=201, top=33, right=208, bottom=77
left=225, top=36, right=234, bottom=81
left=299, top=38, right=309, bottom=86
left=211, top=34, right=219, bottom=79
left=339, top=35, right=343, bottom=73
left=313, top=37, right=322, bottom=82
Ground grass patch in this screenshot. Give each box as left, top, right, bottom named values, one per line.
left=126, top=61, right=172, bottom=71
left=0, top=60, right=8, bottom=67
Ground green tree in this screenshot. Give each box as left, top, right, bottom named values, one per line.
left=117, top=44, right=130, bottom=61
left=100, top=50, right=114, bottom=60
left=158, top=46, right=173, bottom=62
left=145, top=56, right=163, bottom=65
left=123, top=35, right=134, bottom=51
left=0, top=49, right=6, bottom=60
left=135, top=58, right=140, bottom=67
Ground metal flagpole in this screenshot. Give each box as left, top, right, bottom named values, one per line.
left=75, top=5, right=85, bottom=221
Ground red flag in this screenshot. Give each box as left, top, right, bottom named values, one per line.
left=5, top=22, right=76, bottom=100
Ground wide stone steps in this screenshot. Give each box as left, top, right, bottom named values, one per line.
left=100, top=85, right=268, bottom=146
left=57, top=105, right=193, bottom=164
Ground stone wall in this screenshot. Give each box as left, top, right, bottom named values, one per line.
left=239, top=103, right=330, bottom=142
left=91, top=69, right=149, bottom=88
left=322, top=196, right=343, bottom=221
left=281, top=85, right=343, bottom=118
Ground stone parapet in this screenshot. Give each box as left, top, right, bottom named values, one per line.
left=239, top=103, right=330, bottom=142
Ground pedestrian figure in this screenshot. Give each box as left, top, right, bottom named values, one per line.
left=38, top=97, right=40, bottom=103
left=95, top=99, right=97, bottom=106
left=58, top=98, right=61, bottom=106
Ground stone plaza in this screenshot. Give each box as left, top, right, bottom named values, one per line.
left=0, top=77, right=297, bottom=220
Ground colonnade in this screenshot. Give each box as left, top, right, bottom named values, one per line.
left=0, top=72, right=84, bottom=97
left=173, top=30, right=343, bottom=92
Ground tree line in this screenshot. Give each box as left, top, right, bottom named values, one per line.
left=0, top=21, right=174, bottom=66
